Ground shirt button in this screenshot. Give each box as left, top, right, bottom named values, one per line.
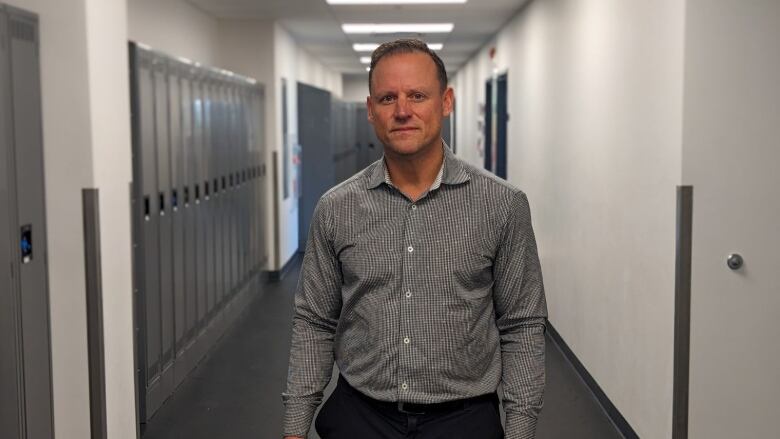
left=411, top=204, right=417, bottom=210
left=401, top=383, right=408, bottom=390
left=403, top=337, right=410, bottom=344
left=405, top=291, right=412, bottom=298
left=407, top=246, right=414, bottom=253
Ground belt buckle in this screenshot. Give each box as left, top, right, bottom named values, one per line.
left=397, top=401, right=426, bottom=415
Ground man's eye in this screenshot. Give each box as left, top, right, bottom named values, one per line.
left=412, top=93, right=425, bottom=101
left=380, top=95, right=395, bottom=103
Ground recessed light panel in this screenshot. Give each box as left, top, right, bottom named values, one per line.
left=342, top=23, right=454, bottom=34
left=329, top=0, right=466, bottom=4
left=353, top=43, right=443, bottom=51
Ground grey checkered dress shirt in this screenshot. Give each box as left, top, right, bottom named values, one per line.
left=283, top=145, right=548, bottom=438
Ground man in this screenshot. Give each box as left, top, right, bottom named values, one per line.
left=283, top=39, right=547, bottom=439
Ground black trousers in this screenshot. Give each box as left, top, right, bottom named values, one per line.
left=315, top=376, right=504, bottom=439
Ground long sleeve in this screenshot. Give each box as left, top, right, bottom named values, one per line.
left=282, top=196, right=343, bottom=437
left=492, top=191, right=548, bottom=439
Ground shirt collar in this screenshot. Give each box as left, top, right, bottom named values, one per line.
left=366, top=140, right=470, bottom=190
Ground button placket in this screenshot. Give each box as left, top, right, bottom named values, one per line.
left=399, top=200, right=418, bottom=396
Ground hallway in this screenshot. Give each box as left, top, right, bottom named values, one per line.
left=142, top=258, right=622, bottom=439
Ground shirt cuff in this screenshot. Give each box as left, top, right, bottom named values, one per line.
left=504, top=413, right=538, bottom=439
left=282, top=400, right=316, bottom=438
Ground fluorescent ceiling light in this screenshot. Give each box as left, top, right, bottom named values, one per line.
left=342, top=23, right=454, bottom=34
left=353, top=43, right=443, bottom=51
left=329, top=0, right=465, bottom=4
left=360, top=56, right=372, bottom=64
left=353, top=43, right=380, bottom=51
left=366, top=66, right=371, bottom=71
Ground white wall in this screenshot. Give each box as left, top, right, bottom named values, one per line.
left=84, top=0, right=136, bottom=436
left=273, top=23, right=343, bottom=268
left=342, top=73, right=369, bottom=103
left=452, top=1, right=685, bottom=437
left=127, top=0, right=220, bottom=66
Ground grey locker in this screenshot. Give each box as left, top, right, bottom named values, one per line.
left=169, top=63, right=186, bottom=356
left=180, top=71, right=198, bottom=343
left=135, top=49, right=162, bottom=395
left=0, top=5, right=54, bottom=438
left=153, top=63, right=175, bottom=377
left=130, top=43, right=266, bottom=425
left=203, top=77, right=218, bottom=318
left=192, top=74, right=208, bottom=329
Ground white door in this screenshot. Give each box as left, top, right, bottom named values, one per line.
left=683, top=0, right=780, bottom=437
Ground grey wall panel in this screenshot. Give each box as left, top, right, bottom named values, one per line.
left=168, top=66, right=186, bottom=354
left=153, top=67, right=174, bottom=369
left=180, top=74, right=198, bottom=343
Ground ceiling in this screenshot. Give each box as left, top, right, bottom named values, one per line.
left=187, top=0, right=530, bottom=76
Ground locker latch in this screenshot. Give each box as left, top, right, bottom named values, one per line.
left=20, top=225, right=32, bottom=264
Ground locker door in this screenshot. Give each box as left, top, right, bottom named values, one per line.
left=168, top=63, right=186, bottom=356
left=203, top=78, right=218, bottom=318
left=153, top=62, right=175, bottom=375
left=133, top=49, right=162, bottom=417
left=240, top=87, right=250, bottom=283
left=180, top=72, right=198, bottom=343
left=194, top=76, right=209, bottom=327
left=228, top=84, right=239, bottom=294
left=1, top=7, right=54, bottom=437
left=255, top=87, right=267, bottom=270
left=219, top=82, right=231, bottom=303
left=0, top=8, right=23, bottom=438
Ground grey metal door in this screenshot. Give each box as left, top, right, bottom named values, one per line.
left=0, top=5, right=54, bottom=438
left=297, top=82, right=333, bottom=250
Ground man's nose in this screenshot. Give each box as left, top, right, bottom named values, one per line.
left=393, top=97, right=411, bottom=119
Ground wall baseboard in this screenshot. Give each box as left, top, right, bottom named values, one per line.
left=546, top=321, right=640, bottom=439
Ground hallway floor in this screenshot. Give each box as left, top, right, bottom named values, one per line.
left=142, top=258, right=623, bottom=439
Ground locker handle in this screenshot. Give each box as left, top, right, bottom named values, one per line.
left=195, top=184, right=201, bottom=204
left=184, top=186, right=190, bottom=207
left=172, top=189, right=179, bottom=212
left=159, top=192, right=165, bottom=216
left=144, top=196, right=150, bottom=221
left=222, top=176, right=226, bottom=191
left=214, top=178, right=219, bottom=195
left=229, top=174, right=234, bottom=188
left=204, top=181, right=210, bottom=199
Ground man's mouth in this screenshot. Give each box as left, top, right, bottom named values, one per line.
left=391, top=127, right=418, bottom=132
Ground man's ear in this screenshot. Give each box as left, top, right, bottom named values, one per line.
left=442, top=87, right=454, bottom=117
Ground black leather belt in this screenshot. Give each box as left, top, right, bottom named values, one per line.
left=338, top=374, right=498, bottom=415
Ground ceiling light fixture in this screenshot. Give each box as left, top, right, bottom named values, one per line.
left=353, top=44, right=379, bottom=51
left=342, top=23, right=454, bottom=34
left=353, top=43, right=444, bottom=51
left=360, top=57, right=372, bottom=64
left=328, top=0, right=465, bottom=4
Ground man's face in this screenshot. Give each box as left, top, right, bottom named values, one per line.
left=367, top=52, right=453, bottom=157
